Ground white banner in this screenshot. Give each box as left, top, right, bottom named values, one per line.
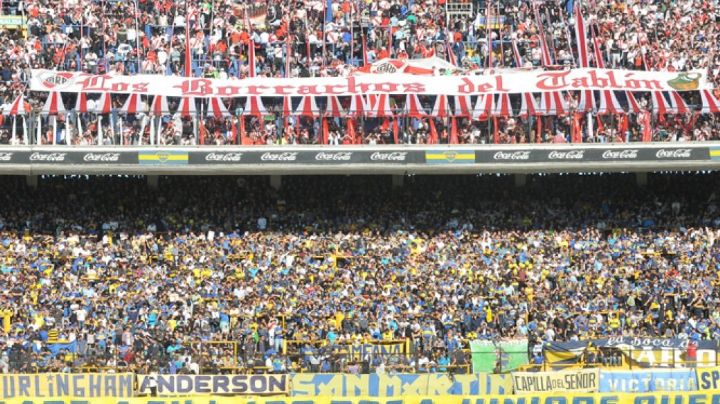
left=512, top=369, right=600, bottom=393
left=29, top=69, right=708, bottom=98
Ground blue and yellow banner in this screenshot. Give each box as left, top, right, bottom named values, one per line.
left=138, top=151, right=189, bottom=165
left=0, top=374, right=134, bottom=399
left=5, top=392, right=720, bottom=404
left=425, top=150, right=475, bottom=164
left=696, top=367, right=720, bottom=390
left=600, top=369, right=697, bottom=393
left=290, top=374, right=512, bottom=396
left=136, top=375, right=287, bottom=396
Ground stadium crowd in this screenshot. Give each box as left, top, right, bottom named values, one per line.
left=0, top=0, right=719, bottom=144
left=0, top=173, right=719, bottom=374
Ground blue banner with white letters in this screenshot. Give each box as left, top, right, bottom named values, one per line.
left=599, top=369, right=698, bottom=392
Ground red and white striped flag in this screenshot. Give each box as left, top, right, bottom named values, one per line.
left=41, top=92, right=66, bottom=116
left=511, top=40, right=523, bottom=67
left=596, top=90, right=623, bottom=115
left=446, top=31, right=457, bottom=66
left=701, top=90, right=720, bottom=114
left=184, top=8, right=198, bottom=77
left=573, top=4, right=589, bottom=68
left=532, top=2, right=553, bottom=67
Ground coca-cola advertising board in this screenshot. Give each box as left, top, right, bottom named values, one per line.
left=190, top=151, right=423, bottom=164
left=0, top=147, right=710, bottom=170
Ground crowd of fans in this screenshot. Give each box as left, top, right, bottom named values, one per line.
left=0, top=0, right=719, bottom=145
left=0, top=173, right=719, bottom=374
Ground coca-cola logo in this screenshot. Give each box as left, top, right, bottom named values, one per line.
left=205, top=152, right=243, bottom=162
left=547, top=150, right=585, bottom=160
left=260, top=152, right=298, bottom=161
left=655, top=149, right=692, bottom=159
left=493, top=151, right=531, bottom=161
left=601, top=149, right=639, bottom=159
left=29, top=152, right=66, bottom=162
left=370, top=152, right=407, bottom=161
left=315, top=152, right=353, bottom=161
left=0, top=152, right=13, bottom=161
left=83, top=152, right=120, bottom=162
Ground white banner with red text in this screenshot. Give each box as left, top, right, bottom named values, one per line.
left=29, top=69, right=708, bottom=98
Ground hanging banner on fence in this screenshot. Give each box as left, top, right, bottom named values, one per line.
left=599, top=369, right=697, bottom=393
left=135, top=374, right=288, bottom=396
left=0, top=373, right=134, bottom=399
left=289, top=373, right=513, bottom=397
left=696, top=367, right=720, bottom=390
left=328, top=340, right=407, bottom=361
left=545, top=338, right=719, bottom=369
left=470, top=339, right=529, bottom=373
left=5, top=392, right=720, bottom=404
left=29, top=69, right=709, bottom=98
left=512, top=369, right=599, bottom=393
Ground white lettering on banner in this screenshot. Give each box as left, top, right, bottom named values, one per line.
left=205, top=152, right=243, bottom=162
left=0, top=152, right=13, bottom=161
left=493, top=151, right=531, bottom=161
left=261, top=152, right=298, bottom=161
left=601, top=150, right=639, bottom=159
left=548, top=150, right=584, bottom=160
left=370, top=152, right=408, bottom=161
left=512, top=370, right=599, bottom=393
left=83, top=153, right=121, bottom=162
left=315, top=152, right=353, bottom=161
left=29, top=69, right=710, bottom=97
left=29, top=152, right=66, bottom=162
left=655, top=149, right=692, bottom=159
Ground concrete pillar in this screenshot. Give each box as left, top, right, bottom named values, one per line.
left=514, top=174, right=527, bottom=188
left=636, top=172, right=648, bottom=187
left=26, top=175, right=38, bottom=189
left=147, top=175, right=159, bottom=190
left=392, top=175, right=404, bottom=188
left=270, top=175, right=282, bottom=190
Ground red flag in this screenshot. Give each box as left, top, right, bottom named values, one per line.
left=619, top=114, right=629, bottom=136
left=347, top=118, right=356, bottom=144
left=641, top=112, right=652, bottom=142
left=387, top=27, right=393, bottom=57
left=199, top=119, right=206, bottom=145
left=185, top=16, right=193, bottom=77
left=493, top=116, right=499, bottom=144
left=321, top=117, right=329, bottom=144
left=392, top=118, right=399, bottom=144
left=572, top=113, right=582, bottom=143
left=428, top=119, right=438, bottom=144
left=248, top=39, right=257, bottom=78
left=239, top=116, right=249, bottom=145
left=381, top=118, right=390, bottom=132
left=450, top=117, right=459, bottom=144
left=536, top=117, right=542, bottom=143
